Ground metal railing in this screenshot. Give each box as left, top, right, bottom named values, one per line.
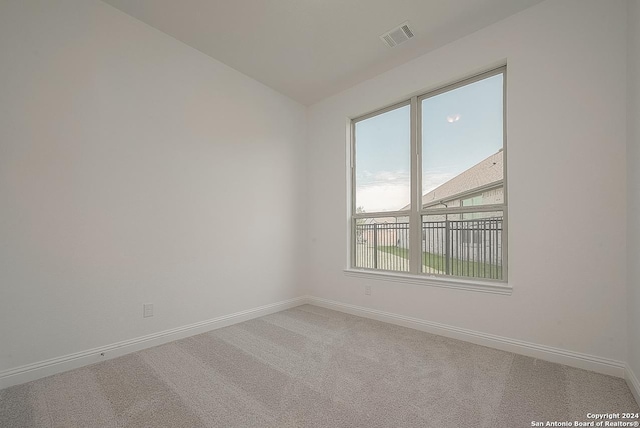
left=422, top=216, right=503, bottom=279
left=355, top=216, right=503, bottom=279
left=355, top=222, right=410, bottom=272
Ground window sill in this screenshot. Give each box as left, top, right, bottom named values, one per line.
left=343, top=269, right=512, bottom=295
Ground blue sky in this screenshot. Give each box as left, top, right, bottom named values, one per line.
left=355, top=73, right=503, bottom=213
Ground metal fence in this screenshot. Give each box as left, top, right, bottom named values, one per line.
left=355, top=216, right=503, bottom=279
left=355, top=222, right=410, bottom=272
left=422, top=216, right=503, bottom=279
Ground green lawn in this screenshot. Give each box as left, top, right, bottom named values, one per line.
left=377, top=246, right=501, bottom=279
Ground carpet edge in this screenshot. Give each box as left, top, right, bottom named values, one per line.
left=307, top=296, right=626, bottom=378
left=0, top=296, right=310, bottom=390
left=626, top=363, right=640, bottom=406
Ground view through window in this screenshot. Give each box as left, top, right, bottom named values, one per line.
left=352, top=67, right=506, bottom=281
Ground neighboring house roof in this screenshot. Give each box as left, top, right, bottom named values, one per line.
left=364, top=217, right=398, bottom=224
left=401, top=150, right=504, bottom=210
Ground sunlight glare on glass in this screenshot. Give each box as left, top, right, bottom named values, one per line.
left=446, top=114, right=461, bottom=123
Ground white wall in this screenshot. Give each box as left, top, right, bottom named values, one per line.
left=1, top=0, right=635, bottom=387
left=0, top=0, right=306, bottom=372
left=627, top=0, right=640, bottom=386
left=307, top=0, right=628, bottom=362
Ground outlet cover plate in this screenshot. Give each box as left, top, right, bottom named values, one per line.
left=143, top=303, right=154, bottom=318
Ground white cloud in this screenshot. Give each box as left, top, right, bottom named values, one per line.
left=357, top=183, right=410, bottom=213
left=357, top=170, right=409, bottom=212
left=356, top=170, right=457, bottom=213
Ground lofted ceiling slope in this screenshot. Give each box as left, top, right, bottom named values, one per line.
left=102, top=0, right=544, bottom=105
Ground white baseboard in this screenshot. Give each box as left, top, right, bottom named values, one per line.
left=2, top=295, right=633, bottom=394
left=626, top=364, right=640, bottom=406
left=0, top=296, right=307, bottom=390
left=306, top=296, right=626, bottom=378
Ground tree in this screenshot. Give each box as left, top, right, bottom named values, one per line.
left=355, top=206, right=366, bottom=243
left=355, top=206, right=366, bottom=224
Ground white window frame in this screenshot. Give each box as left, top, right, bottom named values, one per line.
left=346, top=66, right=510, bottom=295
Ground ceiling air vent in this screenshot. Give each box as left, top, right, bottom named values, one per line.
left=380, top=22, right=415, bottom=48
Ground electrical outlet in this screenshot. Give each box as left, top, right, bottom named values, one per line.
left=143, top=303, right=154, bottom=318
left=365, top=285, right=372, bottom=296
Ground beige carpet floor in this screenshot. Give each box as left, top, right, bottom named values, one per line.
left=1, top=304, right=638, bottom=428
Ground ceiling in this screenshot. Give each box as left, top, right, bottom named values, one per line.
left=102, top=0, right=544, bottom=105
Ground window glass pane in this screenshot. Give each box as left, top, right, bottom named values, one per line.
left=422, top=211, right=503, bottom=280
left=355, top=104, right=410, bottom=213
left=355, top=217, right=409, bottom=272
left=421, top=74, right=503, bottom=210
left=351, top=69, right=507, bottom=281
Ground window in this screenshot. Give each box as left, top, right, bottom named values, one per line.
left=350, top=67, right=507, bottom=284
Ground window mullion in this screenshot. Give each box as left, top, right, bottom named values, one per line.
left=409, top=96, right=421, bottom=275
left=350, top=120, right=356, bottom=269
